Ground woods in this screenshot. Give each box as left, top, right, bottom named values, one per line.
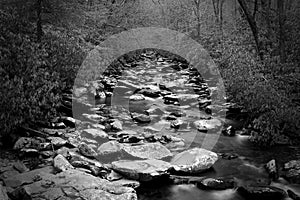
left=0, top=0, right=299, bottom=146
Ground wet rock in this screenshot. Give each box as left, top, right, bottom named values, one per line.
left=170, top=148, right=218, bottom=173
left=107, top=170, right=123, bottom=181
left=193, top=118, right=222, bottom=132
left=137, top=88, right=160, bottom=98
left=56, top=147, right=72, bottom=160
left=169, top=175, right=204, bottom=185
left=122, top=143, right=173, bottom=160
left=287, top=189, right=300, bottom=200
left=0, top=184, right=8, bottom=200
left=131, top=113, right=151, bottom=123
left=237, top=185, right=286, bottom=200
left=112, top=159, right=171, bottom=182
left=196, top=177, right=236, bottom=190
left=222, top=126, right=236, bottom=136
left=52, top=122, right=67, bottom=129
left=13, top=161, right=29, bottom=173
left=97, top=141, right=123, bottom=156
left=13, top=137, right=41, bottom=150
left=219, top=152, right=238, bottom=160
left=9, top=169, right=137, bottom=200
left=48, top=137, right=68, bottom=148
left=3, top=166, right=54, bottom=188
left=110, top=119, right=123, bottom=131
left=60, top=116, right=76, bottom=128
left=112, top=179, right=140, bottom=189
left=54, top=154, right=74, bottom=172
left=265, top=159, right=279, bottom=181
left=282, top=160, right=300, bottom=184
left=78, top=143, right=97, bottom=158
left=81, top=128, right=108, bottom=144
left=118, top=135, right=143, bottom=144
left=130, top=94, right=145, bottom=101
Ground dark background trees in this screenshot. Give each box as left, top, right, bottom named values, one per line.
left=0, top=0, right=299, bottom=146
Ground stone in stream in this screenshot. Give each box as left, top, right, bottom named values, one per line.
left=282, top=160, right=300, bottom=184
left=237, top=185, right=287, bottom=200
left=8, top=169, right=137, bottom=200
left=170, top=148, right=218, bottom=174
left=110, top=119, right=123, bottom=131
left=129, top=94, right=145, bottom=101
left=54, top=154, right=74, bottom=172
left=48, top=137, right=68, bottom=148
left=78, top=143, right=97, bottom=158
left=111, top=159, right=171, bottom=182
left=122, top=143, right=173, bottom=160
left=137, top=88, right=160, bottom=98
left=131, top=112, right=151, bottom=123
left=81, top=128, right=109, bottom=144
left=193, top=118, right=222, bottom=132
left=13, top=137, right=41, bottom=150
left=3, top=166, right=55, bottom=188
left=196, top=177, right=236, bottom=190
left=97, top=141, right=123, bottom=156
left=287, top=189, right=300, bottom=200
left=0, top=184, right=9, bottom=200
left=222, top=126, right=236, bottom=137
left=265, top=159, right=279, bottom=181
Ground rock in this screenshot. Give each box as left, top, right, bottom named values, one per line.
left=193, top=118, right=222, bottom=132
left=81, top=128, right=108, bottom=144
left=48, top=137, right=68, bottom=148
left=265, top=159, right=279, bottom=181
left=122, top=143, right=173, bottom=160
left=56, top=147, right=72, bottom=160
left=3, top=166, right=54, bottom=188
left=13, top=137, right=41, bottom=150
left=13, top=161, right=29, bottom=173
left=237, top=186, right=286, bottom=200
left=110, top=119, right=123, bottom=131
left=219, top=153, right=238, bottom=160
left=9, top=169, right=137, bottom=200
left=78, top=143, right=97, bottom=158
left=222, top=126, right=236, bottom=136
left=112, top=179, right=140, bottom=189
left=118, top=135, right=143, bottom=144
left=60, top=116, right=76, bottom=128
left=131, top=113, right=151, bottom=123
left=196, top=177, right=236, bottom=190
left=112, top=159, right=171, bottom=181
left=170, top=148, right=218, bottom=173
left=282, top=160, right=300, bottom=183
left=107, top=170, right=123, bottom=181
left=40, top=150, right=55, bottom=158
left=130, top=94, right=145, bottom=101
left=54, top=154, right=74, bottom=172
left=287, top=189, right=300, bottom=200
left=97, top=141, right=123, bottom=156
left=52, top=122, right=67, bottom=129
left=137, top=88, right=160, bottom=98
left=0, top=184, right=9, bottom=200
left=169, top=175, right=204, bottom=185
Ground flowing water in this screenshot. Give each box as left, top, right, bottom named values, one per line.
left=92, top=50, right=300, bottom=200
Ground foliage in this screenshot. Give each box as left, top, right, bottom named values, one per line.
left=0, top=10, right=85, bottom=136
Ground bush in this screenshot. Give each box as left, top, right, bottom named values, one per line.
left=0, top=10, right=85, bottom=137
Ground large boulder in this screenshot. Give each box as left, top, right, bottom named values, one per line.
left=54, top=154, right=74, bottom=172
left=193, top=118, right=222, bottom=132
left=81, top=129, right=108, bottom=144
left=282, top=160, right=300, bottom=184
left=111, top=159, right=171, bottom=181
left=122, top=143, right=173, bottom=160
left=237, top=186, right=287, bottom=200
left=9, top=169, right=137, bottom=200
left=170, top=148, right=218, bottom=173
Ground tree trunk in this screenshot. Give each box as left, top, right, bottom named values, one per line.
left=277, top=0, right=286, bottom=63
left=36, top=0, right=43, bottom=42
left=237, top=0, right=263, bottom=59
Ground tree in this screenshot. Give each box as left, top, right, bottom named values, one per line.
left=237, top=0, right=263, bottom=59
